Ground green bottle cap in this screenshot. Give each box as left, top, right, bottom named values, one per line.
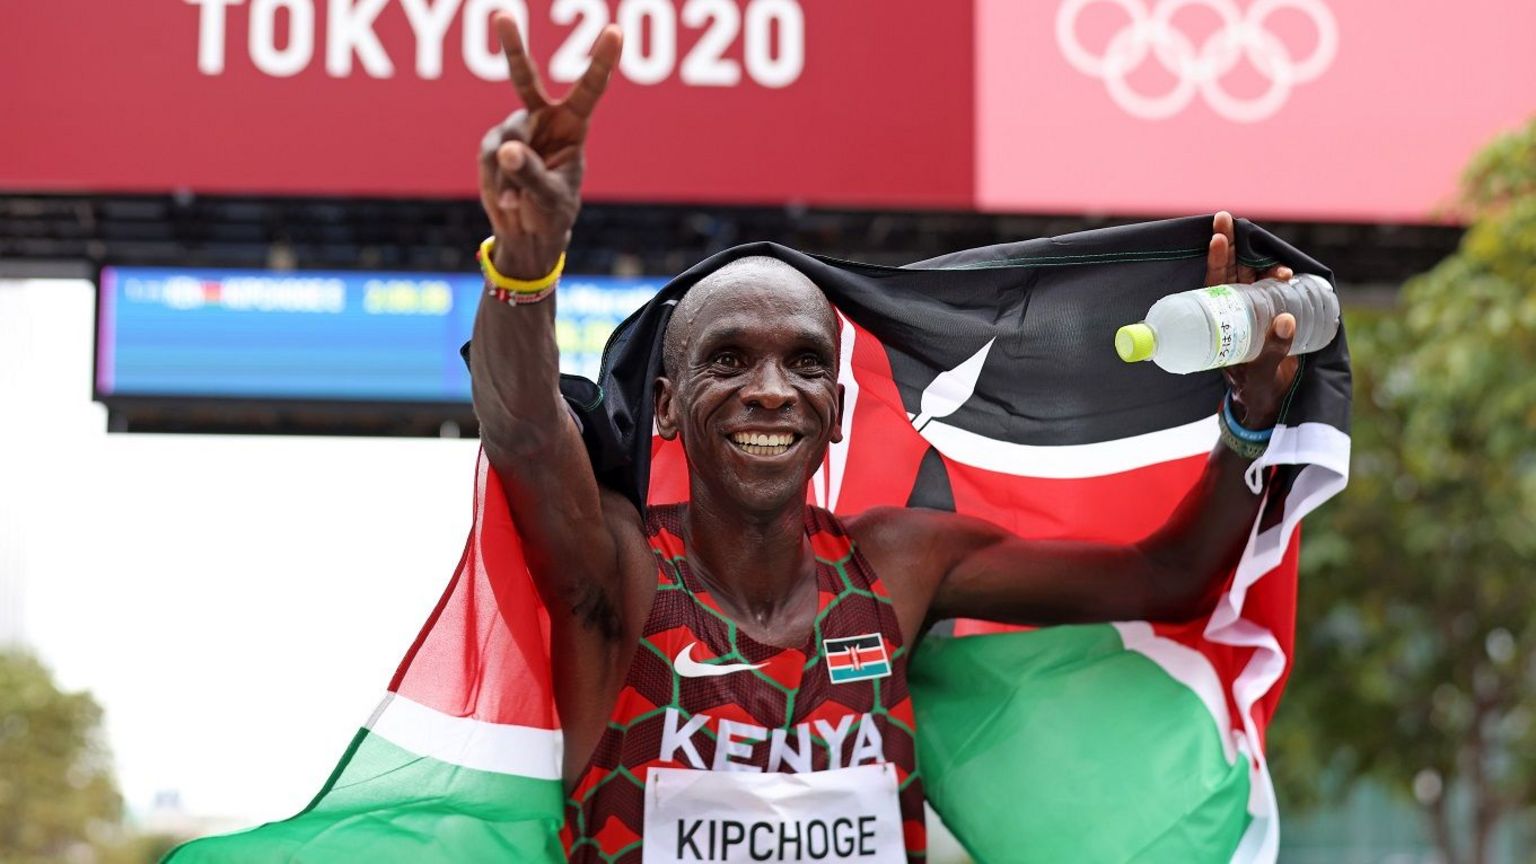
left=1115, top=323, right=1156, bottom=363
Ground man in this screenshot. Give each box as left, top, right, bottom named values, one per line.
left=470, top=15, right=1300, bottom=863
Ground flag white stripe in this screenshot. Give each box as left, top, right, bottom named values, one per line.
left=813, top=314, right=860, bottom=511
left=913, top=413, right=1218, bottom=479
left=361, top=452, right=564, bottom=783
left=1211, top=422, right=1351, bottom=864
left=1111, top=621, right=1236, bottom=764
left=366, top=691, right=564, bottom=781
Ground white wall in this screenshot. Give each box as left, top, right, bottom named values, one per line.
left=2, top=278, right=479, bottom=824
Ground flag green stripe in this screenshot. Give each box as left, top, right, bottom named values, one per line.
left=166, top=730, right=565, bottom=864
left=911, top=625, right=1250, bottom=864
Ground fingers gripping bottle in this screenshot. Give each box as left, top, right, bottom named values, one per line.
left=1115, top=273, right=1340, bottom=374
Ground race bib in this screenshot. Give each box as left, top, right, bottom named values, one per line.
left=642, top=763, right=906, bottom=864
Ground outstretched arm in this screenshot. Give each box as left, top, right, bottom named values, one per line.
left=924, top=419, right=1283, bottom=626
left=857, top=213, right=1301, bottom=631
left=469, top=16, right=634, bottom=637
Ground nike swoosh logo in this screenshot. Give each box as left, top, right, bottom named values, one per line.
left=673, top=642, right=768, bottom=678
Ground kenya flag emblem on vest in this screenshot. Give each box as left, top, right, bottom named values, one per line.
left=824, top=634, right=892, bottom=684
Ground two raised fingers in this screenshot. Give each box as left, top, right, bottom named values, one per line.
left=495, top=14, right=549, bottom=111
left=480, top=112, right=565, bottom=211
left=494, top=12, right=622, bottom=118
left=564, top=26, right=622, bottom=117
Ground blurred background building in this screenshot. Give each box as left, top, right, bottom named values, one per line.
left=2, top=0, right=1533, bottom=861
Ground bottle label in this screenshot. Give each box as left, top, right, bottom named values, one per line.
left=1193, top=285, right=1253, bottom=369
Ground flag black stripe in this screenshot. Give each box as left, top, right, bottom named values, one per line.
left=573, top=215, right=1347, bottom=509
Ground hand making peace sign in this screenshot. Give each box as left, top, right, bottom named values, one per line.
left=478, top=13, right=623, bottom=281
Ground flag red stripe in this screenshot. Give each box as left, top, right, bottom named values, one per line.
left=390, top=456, right=560, bottom=730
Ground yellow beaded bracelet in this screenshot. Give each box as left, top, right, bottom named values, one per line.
left=477, top=236, right=565, bottom=294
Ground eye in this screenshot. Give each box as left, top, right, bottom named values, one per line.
left=710, top=350, right=744, bottom=369
left=794, top=353, right=829, bottom=372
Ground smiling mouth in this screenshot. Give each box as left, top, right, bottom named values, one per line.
left=728, top=432, right=801, bottom=457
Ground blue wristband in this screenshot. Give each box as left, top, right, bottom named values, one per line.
left=1222, top=393, right=1274, bottom=444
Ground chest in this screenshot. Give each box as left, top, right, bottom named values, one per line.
left=616, top=573, right=905, bottom=769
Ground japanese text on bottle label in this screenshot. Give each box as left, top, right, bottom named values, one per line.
left=1194, top=285, right=1254, bottom=370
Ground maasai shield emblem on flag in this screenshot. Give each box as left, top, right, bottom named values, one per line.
left=169, top=215, right=1349, bottom=864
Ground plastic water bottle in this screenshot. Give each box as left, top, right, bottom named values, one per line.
left=1114, top=274, right=1339, bottom=374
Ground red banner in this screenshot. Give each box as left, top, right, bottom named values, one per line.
left=0, top=0, right=974, bottom=207
left=4, top=1, right=1533, bottom=219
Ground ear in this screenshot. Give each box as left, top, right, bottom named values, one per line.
left=830, top=382, right=845, bottom=444
left=655, top=376, right=680, bottom=441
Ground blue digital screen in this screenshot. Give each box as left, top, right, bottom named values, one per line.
left=97, top=266, right=665, bottom=403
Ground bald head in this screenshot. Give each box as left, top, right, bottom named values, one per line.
left=662, top=256, right=837, bottom=380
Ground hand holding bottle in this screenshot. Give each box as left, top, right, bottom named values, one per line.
left=1210, top=212, right=1310, bottom=428
left=1117, top=213, right=1329, bottom=428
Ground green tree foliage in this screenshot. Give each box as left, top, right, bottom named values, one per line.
left=0, top=648, right=124, bottom=863
left=1271, top=117, right=1536, bottom=864
left=96, top=831, right=185, bottom=864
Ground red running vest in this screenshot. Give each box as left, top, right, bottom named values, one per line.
left=564, top=504, right=926, bottom=863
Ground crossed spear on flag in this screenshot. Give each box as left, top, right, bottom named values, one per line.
left=910, top=338, right=997, bottom=433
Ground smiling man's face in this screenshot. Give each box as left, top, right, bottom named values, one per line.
left=655, top=257, right=843, bottom=516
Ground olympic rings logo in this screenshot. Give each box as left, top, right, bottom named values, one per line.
left=1055, top=0, right=1338, bottom=122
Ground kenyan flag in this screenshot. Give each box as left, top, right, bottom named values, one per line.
left=890, top=223, right=1348, bottom=864
left=615, top=216, right=1349, bottom=863
left=167, top=457, right=567, bottom=862
left=172, top=215, right=1348, bottom=863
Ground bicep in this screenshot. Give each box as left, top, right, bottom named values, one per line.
left=860, top=507, right=1185, bottom=633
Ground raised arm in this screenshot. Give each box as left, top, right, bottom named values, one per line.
left=856, top=213, right=1302, bottom=632
left=469, top=15, right=639, bottom=645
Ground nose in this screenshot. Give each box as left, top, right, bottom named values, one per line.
left=740, top=360, right=796, bottom=411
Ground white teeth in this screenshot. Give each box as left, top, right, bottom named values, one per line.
left=732, top=433, right=793, bottom=447
left=730, top=432, right=796, bottom=454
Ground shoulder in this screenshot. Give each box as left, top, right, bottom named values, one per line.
left=843, top=506, right=958, bottom=590
left=842, top=506, right=983, bottom=638
left=846, top=505, right=1015, bottom=575
left=844, top=505, right=990, bottom=550
left=843, top=505, right=928, bottom=553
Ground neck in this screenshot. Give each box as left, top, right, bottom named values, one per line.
left=683, top=484, right=813, bottom=626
